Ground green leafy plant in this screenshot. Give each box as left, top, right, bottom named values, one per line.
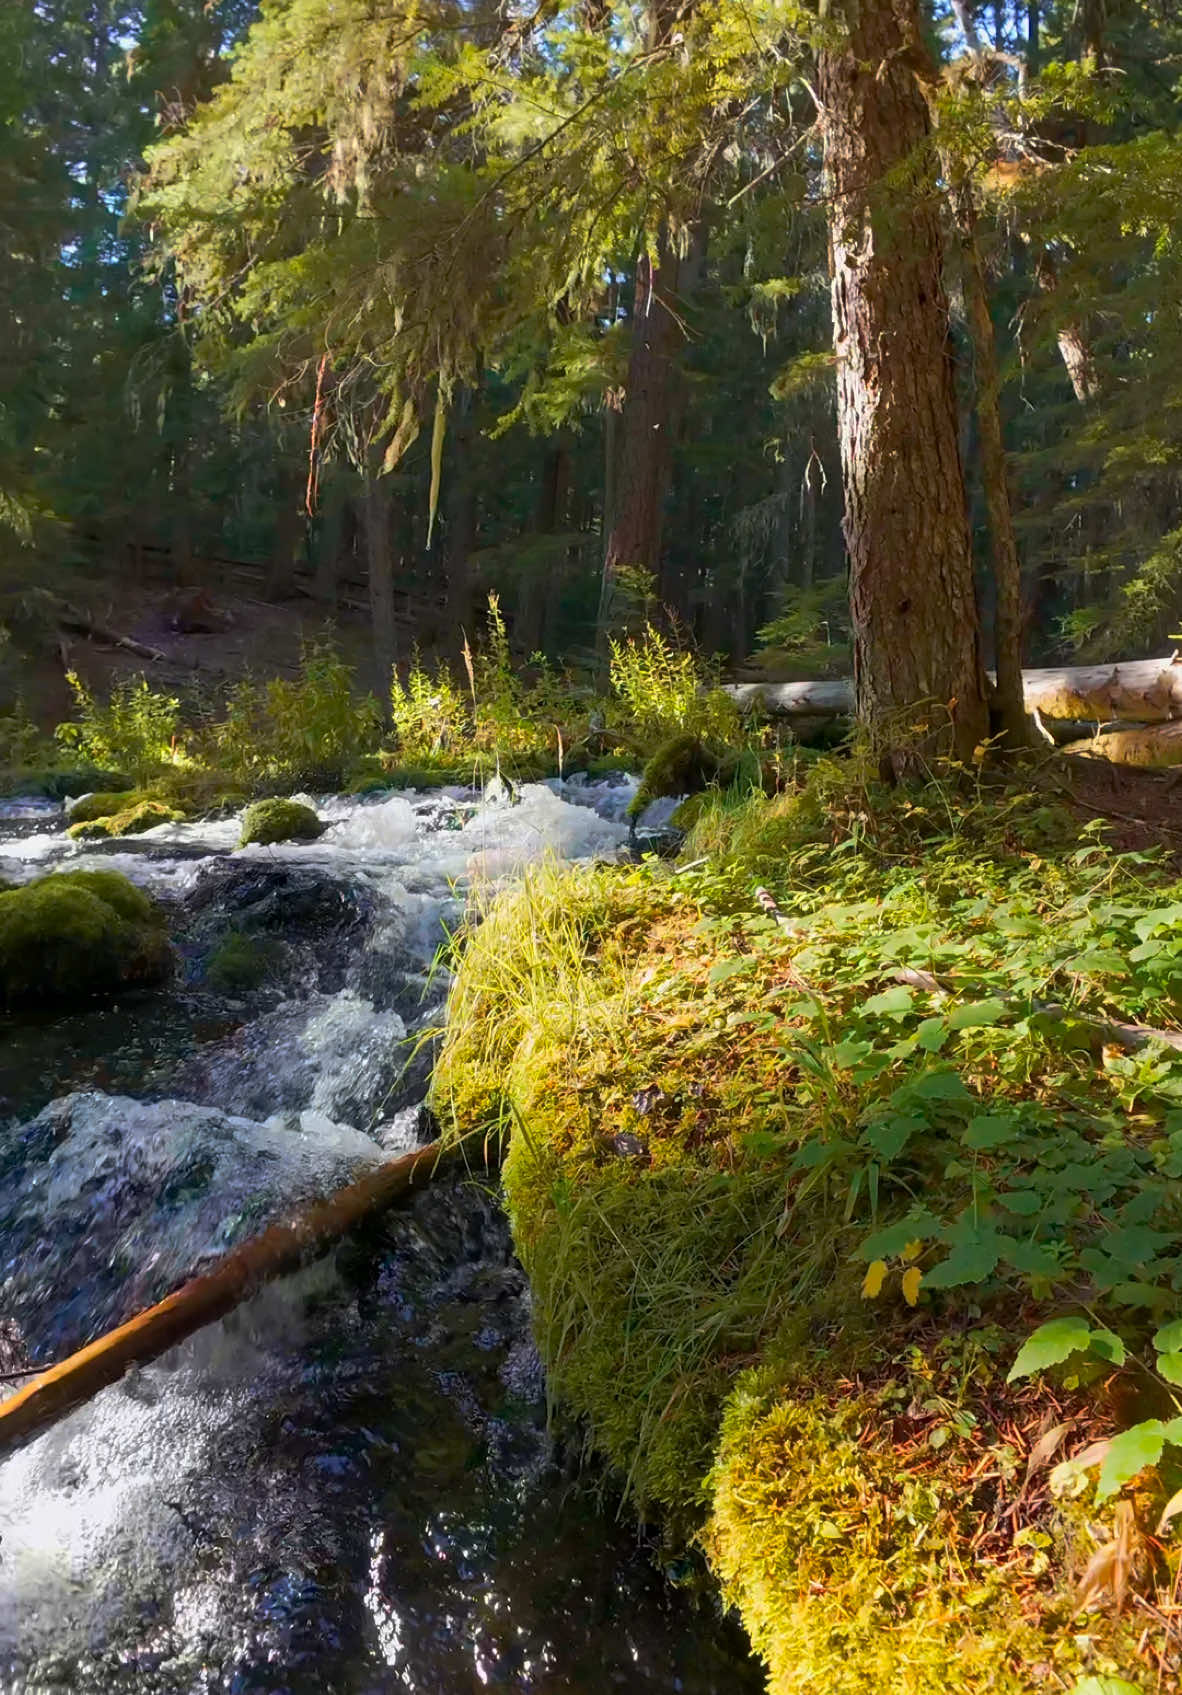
left=206, top=644, right=381, bottom=789
left=55, top=672, right=183, bottom=781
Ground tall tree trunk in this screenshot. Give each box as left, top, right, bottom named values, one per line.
left=266, top=472, right=303, bottom=600
left=442, top=386, right=478, bottom=649
left=818, top=0, right=989, bottom=762
left=599, top=233, right=684, bottom=632
left=955, top=187, right=1031, bottom=746
left=364, top=476, right=397, bottom=689
left=312, top=479, right=346, bottom=608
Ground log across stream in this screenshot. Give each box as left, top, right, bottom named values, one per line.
left=0, top=781, right=760, bottom=1694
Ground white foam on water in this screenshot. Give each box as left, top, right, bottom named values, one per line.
left=460, top=781, right=629, bottom=879
left=0, top=773, right=639, bottom=1676
left=0, top=1263, right=338, bottom=1661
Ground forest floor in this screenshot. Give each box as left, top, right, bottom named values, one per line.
left=1057, top=759, right=1182, bottom=858
left=0, top=555, right=385, bottom=730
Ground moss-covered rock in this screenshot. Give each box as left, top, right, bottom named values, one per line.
left=668, top=792, right=711, bottom=833
left=0, top=869, right=172, bottom=1008
left=702, top=1366, right=1132, bottom=1695
left=204, top=928, right=284, bottom=992
left=65, top=788, right=138, bottom=824
left=68, top=797, right=185, bottom=839
left=239, top=798, right=326, bottom=847
left=627, top=734, right=725, bottom=819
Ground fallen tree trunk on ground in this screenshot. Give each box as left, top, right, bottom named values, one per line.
left=728, top=654, right=1182, bottom=726
left=57, top=600, right=171, bottom=664
left=1060, top=720, right=1182, bottom=768
left=0, top=1134, right=492, bottom=1457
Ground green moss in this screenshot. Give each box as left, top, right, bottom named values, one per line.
left=239, top=797, right=325, bottom=846
left=627, top=733, right=728, bottom=818
left=66, top=788, right=140, bottom=823
left=0, top=869, right=171, bottom=1007
left=68, top=796, right=185, bottom=838
left=668, top=792, right=710, bottom=833
left=703, top=1367, right=1146, bottom=1695
left=154, top=770, right=248, bottom=816
left=205, top=928, right=284, bottom=992
left=435, top=774, right=1182, bottom=1693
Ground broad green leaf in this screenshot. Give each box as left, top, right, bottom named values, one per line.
left=947, top=997, right=1007, bottom=1030
left=1088, top=1329, right=1126, bottom=1367
left=1007, top=1316, right=1093, bottom=1383
left=963, top=1113, right=1020, bottom=1151
left=924, top=1233, right=1002, bottom=1289
left=916, top=1016, right=949, bottom=1052
left=1070, top=1678, right=1144, bottom=1695
left=864, top=1114, right=923, bottom=1161
left=1105, top=1225, right=1178, bottom=1269
left=1002, top=1239, right=1061, bottom=1278
left=863, top=985, right=914, bottom=1018
left=859, top=1212, right=941, bottom=1261
left=1153, top=1317, right=1182, bottom=1354
left=1157, top=1352, right=1182, bottom=1387
left=828, top=1039, right=874, bottom=1069
left=999, top=1189, right=1043, bottom=1216
left=1096, top=1421, right=1166, bottom=1501
left=707, top=957, right=750, bottom=984
left=897, top=1069, right=971, bottom=1104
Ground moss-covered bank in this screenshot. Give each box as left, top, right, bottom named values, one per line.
left=433, top=761, right=1182, bottom=1694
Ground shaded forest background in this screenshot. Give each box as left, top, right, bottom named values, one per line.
left=2, top=0, right=1181, bottom=722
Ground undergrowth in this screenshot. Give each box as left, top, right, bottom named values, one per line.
left=433, top=755, right=1182, bottom=1694
left=6, top=600, right=769, bottom=803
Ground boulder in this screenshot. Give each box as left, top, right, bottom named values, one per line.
left=0, top=869, right=172, bottom=1008
left=239, top=798, right=326, bottom=847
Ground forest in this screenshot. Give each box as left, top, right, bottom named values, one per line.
left=1, top=0, right=1182, bottom=1691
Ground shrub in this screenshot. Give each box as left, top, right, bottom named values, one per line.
left=390, top=652, right=471, bottom=762
left=239, top=798, right=325, bottom=847
left=207, top=644, right=382, bottom=790
left=0, top=870, right=171, bottom=1007
left=609, top=622, right=740, bottom=743
left=55, top=673, right=183, bottom=782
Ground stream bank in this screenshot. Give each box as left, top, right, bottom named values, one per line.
left=434, top=764, right=1182, bottom=1695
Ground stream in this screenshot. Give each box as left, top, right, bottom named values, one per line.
left=0, top=780, right=760, bottom=1694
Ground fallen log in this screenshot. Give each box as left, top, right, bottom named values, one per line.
left=728, top=654, right=1182, bottom=726
left=57, top=600, right=170, bottom=664
left=1060, top=720, right=1182, bottom=768
left=0, top=1133, right=493, bottom=1457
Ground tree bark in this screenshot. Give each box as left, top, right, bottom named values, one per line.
left=266, top=473, right=303, bottom=600
left=955, top=186, right=1031, bottom=747
left=364, top=476, right=397, bottom=686
left=442, top=385, right=478, bottom=649
left=818, top=0, right=990, bottom=763
left=599, top=233, right=684, bottom=629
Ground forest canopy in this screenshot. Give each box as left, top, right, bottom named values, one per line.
left=1, top=0, right=1180, bottom=729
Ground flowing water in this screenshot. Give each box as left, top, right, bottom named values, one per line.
left=0, top=781, right=760, bottom=1694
